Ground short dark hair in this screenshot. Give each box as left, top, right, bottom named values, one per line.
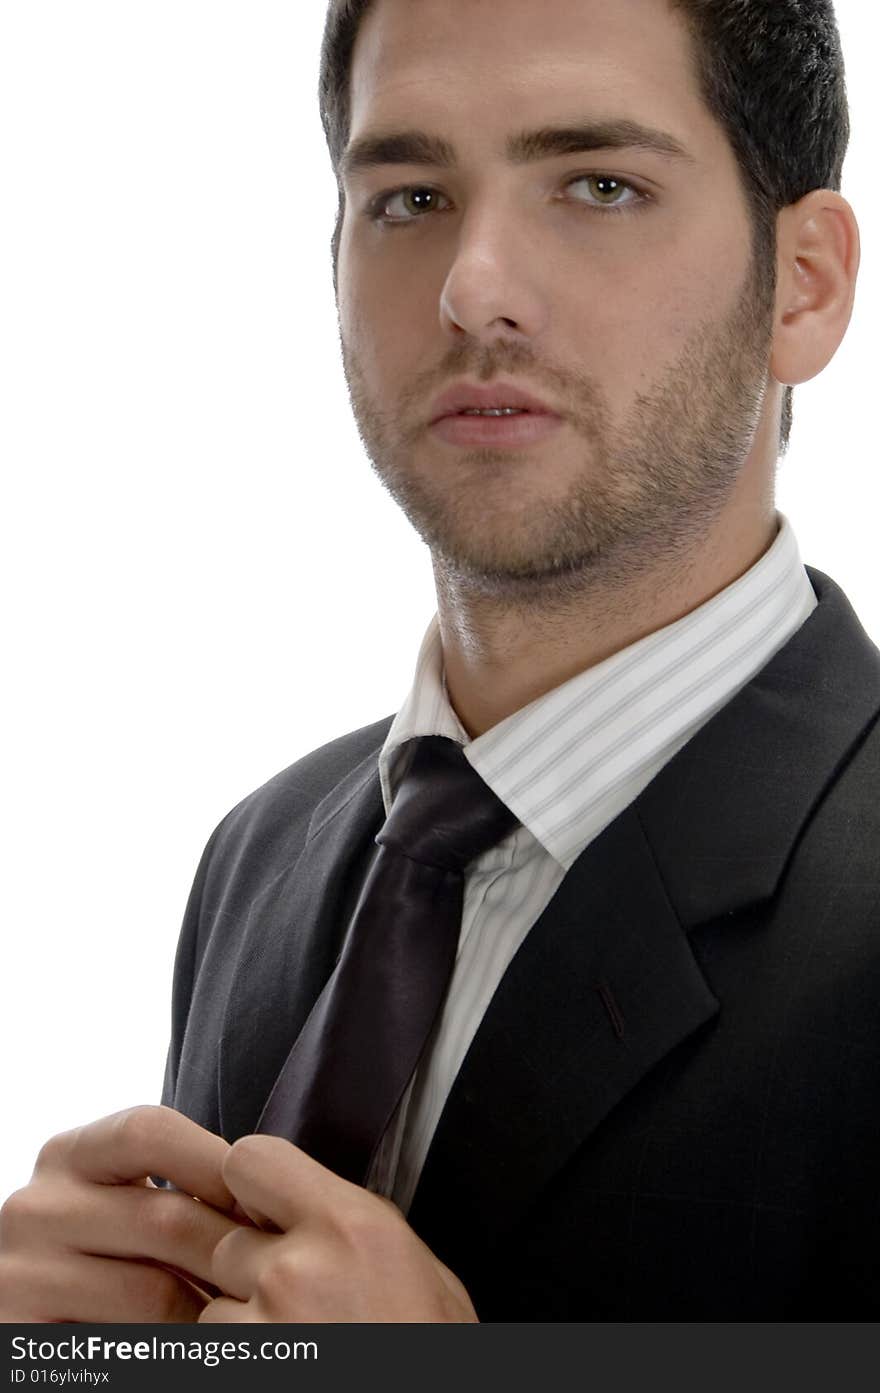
left=319, top=0, right=851, bottom=457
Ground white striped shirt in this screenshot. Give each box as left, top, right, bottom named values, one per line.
left=367, top=515, right=817, bottom=1213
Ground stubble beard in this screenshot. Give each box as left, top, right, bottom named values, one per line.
left=339, top=249, right=776, bottom=608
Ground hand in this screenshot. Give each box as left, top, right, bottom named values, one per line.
left=199, top=1135, right=479, bottom=1323
left=0, top=1105, right=244, bottom=1322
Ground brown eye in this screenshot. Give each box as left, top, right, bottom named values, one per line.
left=380, top=186, right=451, bottom=221
left=565, top=175, right=643, bottom=212
left=401, top=188, right=440, bottom=214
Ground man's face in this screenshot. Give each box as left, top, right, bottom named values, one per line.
left=335, top=0, right=778, bottom=592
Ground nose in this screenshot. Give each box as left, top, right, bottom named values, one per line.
left=438, top=200, right=550, bottom=343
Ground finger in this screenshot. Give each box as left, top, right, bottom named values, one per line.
left=3, top=1178, right=243, bottom=1289
left=143, top=1178, right=257, bottom=1229
left=81, top=1187, right=242, bottom=1289
left=198, top=1294, right=250, bottom=1323
left=0, top=1251, right=207, bottom=1323
left=222, top=1135, right=359, bottom=1232
left=210, top=1225, right=276, bottom=1301
left=35, top=1106, right=235, bottom=1211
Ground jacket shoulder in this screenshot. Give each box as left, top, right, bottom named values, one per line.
left=208, top=714, right=394, bottom=858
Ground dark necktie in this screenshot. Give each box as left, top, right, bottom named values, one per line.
left=256, top=734, right=519, bottom=1185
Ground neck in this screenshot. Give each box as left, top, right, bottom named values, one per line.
left=434, top=497, right=778, bottom=739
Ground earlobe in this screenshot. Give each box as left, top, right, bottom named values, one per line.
left=770, top=191, right=861, bottom=387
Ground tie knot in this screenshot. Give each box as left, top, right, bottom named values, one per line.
left=376, top=736, right=518, bottom=872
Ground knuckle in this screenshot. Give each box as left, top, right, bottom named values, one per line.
left=33, top=1128, right=73, bottom=1174
left=0, top=1185, right=47, bottom=1245
left=112, top=1104, right=167, bottom=1155
left=256, top=1250, right=303, bottom=1313
left=335, top=1197, right=407, bottom=1250
left=147, top=1191, right=199, bottom=1246
left=0, top=1179, right=84, bottom=1252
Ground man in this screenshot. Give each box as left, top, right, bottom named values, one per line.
left=0, top=0, right=872, bottom=1321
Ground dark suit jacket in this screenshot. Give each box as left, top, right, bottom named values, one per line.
left=162, top=568, right=880, bottom=1319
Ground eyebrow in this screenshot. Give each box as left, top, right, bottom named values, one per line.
left=339, top=119, right=697, bottom=181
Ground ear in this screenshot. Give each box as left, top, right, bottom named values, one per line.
left=770, top=190, right=860, bottom=387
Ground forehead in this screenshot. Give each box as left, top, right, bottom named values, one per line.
left=348, top=0, right=714, bottom=152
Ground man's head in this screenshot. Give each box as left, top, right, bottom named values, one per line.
left=320, top=0, right=857, bottom=596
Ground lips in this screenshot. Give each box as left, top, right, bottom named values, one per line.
left=429, top=380, right=561, bottom=423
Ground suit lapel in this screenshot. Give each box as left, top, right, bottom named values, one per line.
left=218, top=747, right=385, bottom=1141
left=408, top=803, right=718, bottom=1271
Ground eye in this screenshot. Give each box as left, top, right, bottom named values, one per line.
left=563, top=174, right=646, bottom=213
left=369, top=185, right=452, bottom=224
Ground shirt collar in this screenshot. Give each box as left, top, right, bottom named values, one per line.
left=379, top=515, right=816, bottom=869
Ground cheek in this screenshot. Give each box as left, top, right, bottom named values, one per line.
left=559, top=254, right=726, bottom=396
left=339, top=251, right=442, bottom=385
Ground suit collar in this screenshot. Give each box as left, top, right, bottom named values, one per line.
left=637, top=568, right=880, bottom=925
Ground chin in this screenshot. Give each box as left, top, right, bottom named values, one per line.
left=429, top=533, right=605, bottom=588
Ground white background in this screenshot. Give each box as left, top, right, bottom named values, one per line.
left=1, top=2, right=876, bottom=1202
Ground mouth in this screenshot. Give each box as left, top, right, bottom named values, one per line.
left=429, top=409, right=565, bottom=449
left=429, top=380, right=562, bottom=424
